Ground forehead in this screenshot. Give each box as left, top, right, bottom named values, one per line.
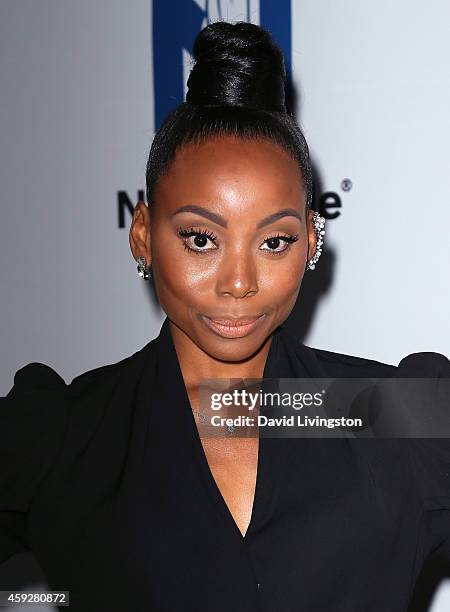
left=154, top=135, right=305, bottom=213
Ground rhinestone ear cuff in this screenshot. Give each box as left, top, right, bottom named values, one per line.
left=307, top=211, right=326, bottom=271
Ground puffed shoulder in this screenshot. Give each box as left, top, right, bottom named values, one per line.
left=0, top=362, right=68, bottom=564
left=6, top=362, right=68, bottom=397
left=397, top=351, right=450, bottom=376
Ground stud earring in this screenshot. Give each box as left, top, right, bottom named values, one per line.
left=136, top=256, right=151, bottom=280
left=307, top=211, right=326, bottom=271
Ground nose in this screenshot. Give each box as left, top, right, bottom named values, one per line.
left=215, top=247, right=259, bottom=299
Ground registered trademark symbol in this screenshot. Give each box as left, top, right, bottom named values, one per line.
left=340, top=178, right=353, bottom=192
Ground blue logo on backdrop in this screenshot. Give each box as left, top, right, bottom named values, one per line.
left=152, top=0, right=292, bottom=130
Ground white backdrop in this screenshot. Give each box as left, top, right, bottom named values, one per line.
left=1, top=1, right=449, bottom=609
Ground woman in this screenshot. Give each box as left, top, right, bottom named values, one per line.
left=1, top=21, right=449, bottom=612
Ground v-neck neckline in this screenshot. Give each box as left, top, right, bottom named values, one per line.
left=153, top=317, right=314, bottom=545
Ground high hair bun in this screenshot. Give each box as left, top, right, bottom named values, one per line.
left=186, top=21, right=287, bottom=113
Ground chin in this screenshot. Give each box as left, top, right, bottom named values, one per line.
left=201, top=338, right=266, bottom=363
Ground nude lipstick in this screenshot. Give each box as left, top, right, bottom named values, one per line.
left=201, top=314, right=266, bottom=338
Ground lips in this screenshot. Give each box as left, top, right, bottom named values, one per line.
left=201, top=314, right=267, bottom=338
left=207, top=316, right=262, bottom=327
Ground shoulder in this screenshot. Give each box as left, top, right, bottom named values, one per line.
left=297, top=342, right=397, bottom=377
left=0, top=340, right=157, bottom=519
left=301, top=341, right=449, bottom=378
left=307, top=346, right=450, bottom=503
left=2, top=336, right=159, bottom=430
left=278, top=326, right=449, bottom=377
left=397, top=351, right=450, bottom=376
left=312, top=345, right=396, bottom=373
left=2, top=361, right=68, bottom=434
left=6, top=361, right=67, bottom=396
left=305, top=345, right=450, bottom=507
left=1, top=339, right=157, bottom=465
left=67, top=338, right=157, bottom=402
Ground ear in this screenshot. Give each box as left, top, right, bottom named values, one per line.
left=306, top=208, right=317, bottom=264
left=129, top=201, right=151, bottom=267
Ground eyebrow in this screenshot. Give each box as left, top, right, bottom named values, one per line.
left=171, top=205, right=301, bottom=228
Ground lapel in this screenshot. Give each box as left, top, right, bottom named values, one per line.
left=149, top=316, right=326, bottom=542
left=250, top=324, right=327, bottom=534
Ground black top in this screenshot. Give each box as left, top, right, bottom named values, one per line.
left=1, top=316, right=450, bottom=611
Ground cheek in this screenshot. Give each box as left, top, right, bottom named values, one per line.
left=157, top=256, right=215, bottom=299
left=258, top=248, right=305, bottom=295
left=152, top=233, right=213, bottom=304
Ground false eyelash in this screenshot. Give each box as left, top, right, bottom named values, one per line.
left=262, top=233, right=299, bottom=256
left=266, top=233, right=299, bottom=244
left=177, top=226, right=219, bottom=256
left=177, top=226, right=218, bottom=243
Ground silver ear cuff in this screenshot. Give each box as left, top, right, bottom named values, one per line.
left=136, top=256, right=151, bottom=280
left=307, top=211, right=326, bottom=271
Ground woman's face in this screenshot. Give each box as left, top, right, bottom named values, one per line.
left=130, top=135, right=317, bottom=362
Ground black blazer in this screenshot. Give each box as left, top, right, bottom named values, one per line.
left=1, top=316, right=449, bottom=611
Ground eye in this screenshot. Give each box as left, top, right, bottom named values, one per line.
left=260, top=233, right=299, bottom=255
left=177, top=226, right=218, bottom=254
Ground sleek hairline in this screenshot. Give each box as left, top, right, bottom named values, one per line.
left=146, top=103, right=313, bottom=211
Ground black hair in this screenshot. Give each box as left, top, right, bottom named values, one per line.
left=146, top=21, right=313, bottom=209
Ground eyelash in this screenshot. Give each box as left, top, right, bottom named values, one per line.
left=176, top=226, right=299, bottom=256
